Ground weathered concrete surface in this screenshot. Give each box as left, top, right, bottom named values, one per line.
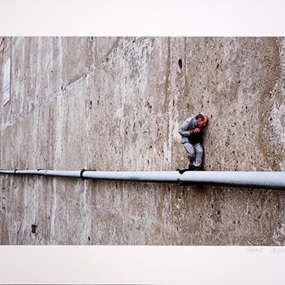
left=0, top=37, right=285, bottom=245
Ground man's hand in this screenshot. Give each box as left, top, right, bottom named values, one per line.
left=190, top=127, right=201, bottom=134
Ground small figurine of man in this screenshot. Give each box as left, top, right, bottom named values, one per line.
left=179, top=113, right=209, bottom=171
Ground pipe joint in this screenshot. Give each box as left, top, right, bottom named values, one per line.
left=80, top=169, right=86, bottom=180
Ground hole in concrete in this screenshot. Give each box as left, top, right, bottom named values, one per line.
left=178, top=59, right=182, bottom=70
left=2, top=197, right=5, bottom=209
left=88, top=236, right=90, bottom=241
left=31, top=224, right=37, bottom=234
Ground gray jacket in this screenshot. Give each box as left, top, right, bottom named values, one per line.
left=179, top=115, right=197, bottom=144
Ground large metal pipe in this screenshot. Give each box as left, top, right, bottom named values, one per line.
left=0, top=169, right=285, bottom=189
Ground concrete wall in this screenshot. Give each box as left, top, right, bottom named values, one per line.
left=0, top=37, right=284, bottom=245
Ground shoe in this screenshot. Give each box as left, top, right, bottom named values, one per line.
left=178, top=168, right=188, bottom=174
left=194, top=166, right=204, bottom=171
left=188, top=164, right=195, bottom=171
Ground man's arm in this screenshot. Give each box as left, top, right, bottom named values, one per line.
left=179, top=118, right=192, bottom=137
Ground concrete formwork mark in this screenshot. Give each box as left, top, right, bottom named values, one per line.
left=257, top=38, right=285, bottom=171
left=271, top=38, right=285, bottom=146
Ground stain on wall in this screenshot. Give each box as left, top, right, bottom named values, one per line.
left=0, top=37, right=284, bottom=245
